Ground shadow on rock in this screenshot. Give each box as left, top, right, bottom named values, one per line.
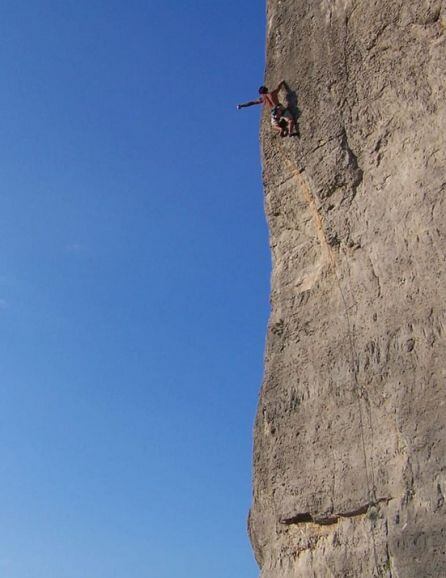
left=283, top=81, right=301, bottom=138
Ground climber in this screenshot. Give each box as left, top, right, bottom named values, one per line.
left=237, top=81, right=297, bottom=137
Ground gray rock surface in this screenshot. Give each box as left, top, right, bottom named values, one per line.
left=249, top=1, right=446, bottom=576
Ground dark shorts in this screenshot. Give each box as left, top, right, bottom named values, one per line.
left=271, top=105, right=292, bottom=127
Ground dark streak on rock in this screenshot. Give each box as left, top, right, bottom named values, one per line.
left=280, top=499, right=391, bottom=527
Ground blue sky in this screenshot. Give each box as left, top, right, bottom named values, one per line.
left=0, top=2, right=269, bottom=577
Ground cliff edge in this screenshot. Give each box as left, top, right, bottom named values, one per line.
left=249, top=1, right=446, bottom=576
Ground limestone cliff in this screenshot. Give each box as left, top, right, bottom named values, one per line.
left=249, top=1, right=446, bottom=576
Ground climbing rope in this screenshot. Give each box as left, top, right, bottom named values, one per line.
left=284, top=156, right=381, bottom=574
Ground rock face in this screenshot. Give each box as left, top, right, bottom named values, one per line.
left=249, top=1, right=446, bottom=576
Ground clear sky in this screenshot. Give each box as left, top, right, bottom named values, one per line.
left=0, top=2, right=269, bottom=577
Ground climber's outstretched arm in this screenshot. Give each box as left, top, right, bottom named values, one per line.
left=237, top=98, right=262, bottom=110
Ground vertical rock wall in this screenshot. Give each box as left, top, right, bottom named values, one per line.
left=249, top=1, right=446, bottom=576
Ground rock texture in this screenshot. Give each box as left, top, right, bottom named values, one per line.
left=249, top=1, right=446, bottom=576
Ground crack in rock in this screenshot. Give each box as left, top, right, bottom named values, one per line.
left=280, top=498, right=392, bottom=527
